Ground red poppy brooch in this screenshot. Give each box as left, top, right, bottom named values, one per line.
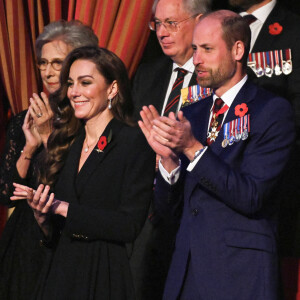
left=95, top=129, right=112, bottom=153
left=235, top=103, right=248, bottom=118
left=269, top=23, right=282, bottom=35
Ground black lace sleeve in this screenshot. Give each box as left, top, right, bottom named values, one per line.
left=0, top=110, right=27, bottom=206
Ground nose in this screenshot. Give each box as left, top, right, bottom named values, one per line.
left=69, top=83, right=80, bottom=98
left=193, top=50, right=203, bottom=66
left=156, top=23, right=169, bottom=38
left=44, top=63, right=55, bottom=77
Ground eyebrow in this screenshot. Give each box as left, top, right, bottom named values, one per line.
left=68, top=75, right=94, bottom=81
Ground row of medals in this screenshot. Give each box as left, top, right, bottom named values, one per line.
left=247, top=49, right=292, bottom=78
left=221, top=115, right=250, bottom=148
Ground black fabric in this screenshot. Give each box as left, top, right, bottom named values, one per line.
left=0, top=110, right=47, bottom=300
left=33, top=119, right=156, bottom=300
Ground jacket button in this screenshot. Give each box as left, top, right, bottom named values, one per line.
left=192, top=208, right=199, bottom=216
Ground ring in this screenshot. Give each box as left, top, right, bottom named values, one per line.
left=36, top=113, right=42, bottom=118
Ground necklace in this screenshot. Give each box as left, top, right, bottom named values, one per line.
left=84, top=140, right=89, bottom=153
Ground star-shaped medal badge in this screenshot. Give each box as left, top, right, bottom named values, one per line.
left=207, top=127, right=219, bottom=142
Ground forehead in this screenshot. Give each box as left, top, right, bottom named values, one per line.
left=155, top=0, right=188, bottom=19
left=69, top=59, right=99, bottom=77
left=193, top=17, right=223, bottom=44
left=41, top=40, right=70, bottom=59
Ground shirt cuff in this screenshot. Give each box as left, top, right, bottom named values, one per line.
left=159, top=159, right=181, bottom=185
left=187, top=146, right=207, bottom=172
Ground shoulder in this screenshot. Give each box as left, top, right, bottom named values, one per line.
left=134, top=56, right=172, bottom=78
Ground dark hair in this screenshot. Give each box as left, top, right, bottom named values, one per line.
left=38, top=46, right=134, bottom=186
left=35, top=20, right=99, bottom=61
left=221, top=15, right=251, bottom=67
left=200, top=10, right=251, bottom=68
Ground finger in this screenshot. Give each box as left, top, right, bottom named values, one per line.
left=32, top=93, right=47, bottom=114
left=32, top=184, right=44, bottom=205
left=42, top=193, right=55, bottom=214
left=13, top=182, right=30, bottom=191
left=140, top=108, right=154, bottom=130
left=138, top=120, right=150, bottom=139
left=177, top=111, right=187, bottom=122
left=30, top=97, right=43, bottom=118
left=148, top=105, right=160, bottom=119
left=10, top=196, right=27, bottom=201
left=40, top=92, right=52, bottom=115
left=38, top=185, right=50, bottom=207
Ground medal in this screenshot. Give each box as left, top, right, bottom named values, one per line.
left=229, top=120, right=235, bottom=145
left=264, top=51, right=273, bottom=77
left=247, top=53, right=257, bottom=74
left=235, top=118, right=242, bottom=141
left=274, top=50, right=282, bottom=76
left=255, top=52, right=264, bottom=77
left=242, top=130, right=248, bottom=140
left=282, top=49, right=292, bottom=75
left=222, top=122, right=230, bottom=148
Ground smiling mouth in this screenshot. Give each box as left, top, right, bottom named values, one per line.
left=73, top=100, right=89, bottom=106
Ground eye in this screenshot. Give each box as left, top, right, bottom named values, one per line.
left=81, top=80, right=91, bottom=86
left=155, top=20, right=162, bottom=28
left=38, top=59, right=48, bottom=67
left=166, top=20, right=177, bottom=28
left=67, top=81, right=73, bottom=87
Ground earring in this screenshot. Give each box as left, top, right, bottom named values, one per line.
left=108, top=98, right=112, bottom=110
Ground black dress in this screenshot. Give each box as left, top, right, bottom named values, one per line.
left=35, top=119, right=155, bottom=300
left=0, top=111, right=46, bottom=300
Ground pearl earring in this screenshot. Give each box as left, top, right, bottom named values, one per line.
left=108, top=98, right=112, bottom=110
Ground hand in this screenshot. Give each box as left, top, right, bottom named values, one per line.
left=22, top=110, right=42, bottom=153
left=139, top=105, right=177, bottom=159
left=29, top=92, right=54, bottom=147
left=151, top=110, right=202, bottom=160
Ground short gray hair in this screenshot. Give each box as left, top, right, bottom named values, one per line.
left=35, top=20, right=99, bottom=61
left=152, top=0, right=212, bottom=15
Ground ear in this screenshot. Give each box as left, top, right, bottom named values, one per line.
left=232, top=40, right=245, bottom=62
left=195, top=13, right=203, bottom=24
left=107, top=80, right=118, bottom=99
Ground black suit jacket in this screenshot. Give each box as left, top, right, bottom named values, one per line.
left=247, top=3, right=300, bottom=256
left=35, top=119, right=155, bottom=300
left=248, top=3, right=300, bottom=131
left=132, top=56, right=197, bottom=119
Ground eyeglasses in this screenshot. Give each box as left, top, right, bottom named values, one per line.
left=149, top=15, right=197, bottom=33
left=37, top=59, right=63, bottom=71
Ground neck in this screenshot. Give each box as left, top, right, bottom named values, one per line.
left=247, top=0, right=273, bottom=13
left=85, top=111, right=113, bottom=143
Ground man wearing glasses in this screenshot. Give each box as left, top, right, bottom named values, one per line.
left=130, top=1, right=211, bottom=299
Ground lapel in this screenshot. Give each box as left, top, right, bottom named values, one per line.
left=188, top=72, right=198, bottom=87
left=208, top=80, right=257, bottom=154
left=75, top=118, right=125, bottom=199
left=252, top=4, right=286, bottom=52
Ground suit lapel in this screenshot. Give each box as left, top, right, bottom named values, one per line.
left=209, top=81, right=257, bottom=153
left=252, top=4, right=285, bottom=52
left=188, top=72, right=198, bottom=87
left=75, top=119, right=124, bottom=198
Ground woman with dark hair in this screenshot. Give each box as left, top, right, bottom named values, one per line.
left=13, top=46, right=155, bottom=299
left=0, top=20, right=98, bottom=300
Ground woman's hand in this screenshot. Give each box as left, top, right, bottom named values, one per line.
left=22, top=110, right=42, bottom=154
left=29, top=92, right=54, bottom=147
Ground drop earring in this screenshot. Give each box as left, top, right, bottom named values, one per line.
left=108, top=98, right=112, bottom=110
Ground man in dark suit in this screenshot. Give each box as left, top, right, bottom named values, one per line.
left=139, top=10, right=295, bottom=299
left=229, top=0, right=300, bottom=258
left=132, top=0, right=212, bottom=117
left=130, top=1, right=212, bottom=299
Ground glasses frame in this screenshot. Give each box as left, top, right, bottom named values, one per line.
left=149, top=14, right=197, bottom=33
left=37, top=59, right=64, bottom=71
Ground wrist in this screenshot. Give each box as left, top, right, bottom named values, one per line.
left=184, top=141, right=204, bottom=161
left=23, top=144, right=38, bottom=157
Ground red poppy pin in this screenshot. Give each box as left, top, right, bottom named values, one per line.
left=269, top=23, right=282, bottom=35
left=235, top=103, right=248, bottom=118
left=95, top=129, right=112, bottom=153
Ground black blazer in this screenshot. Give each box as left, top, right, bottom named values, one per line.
left=247, top=3, right=300, bottom=129
left=247, top=3, right=300, bottom=256
left=132, top=56, right=197, bottom=119
left=35, top=119, right=155, bottom=300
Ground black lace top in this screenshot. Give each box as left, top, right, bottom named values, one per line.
left=0, top=110, right=38, bottom=206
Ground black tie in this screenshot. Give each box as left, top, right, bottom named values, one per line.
left=164, top=68, right=187, bottom=116
left=243, top=14, right=257, bottom=25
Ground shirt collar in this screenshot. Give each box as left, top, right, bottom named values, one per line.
left=172, top=57, right=194, bottom=73
left=212, top=75, right=248, bottom=109
left=240, top=0, right=276, bottom=23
